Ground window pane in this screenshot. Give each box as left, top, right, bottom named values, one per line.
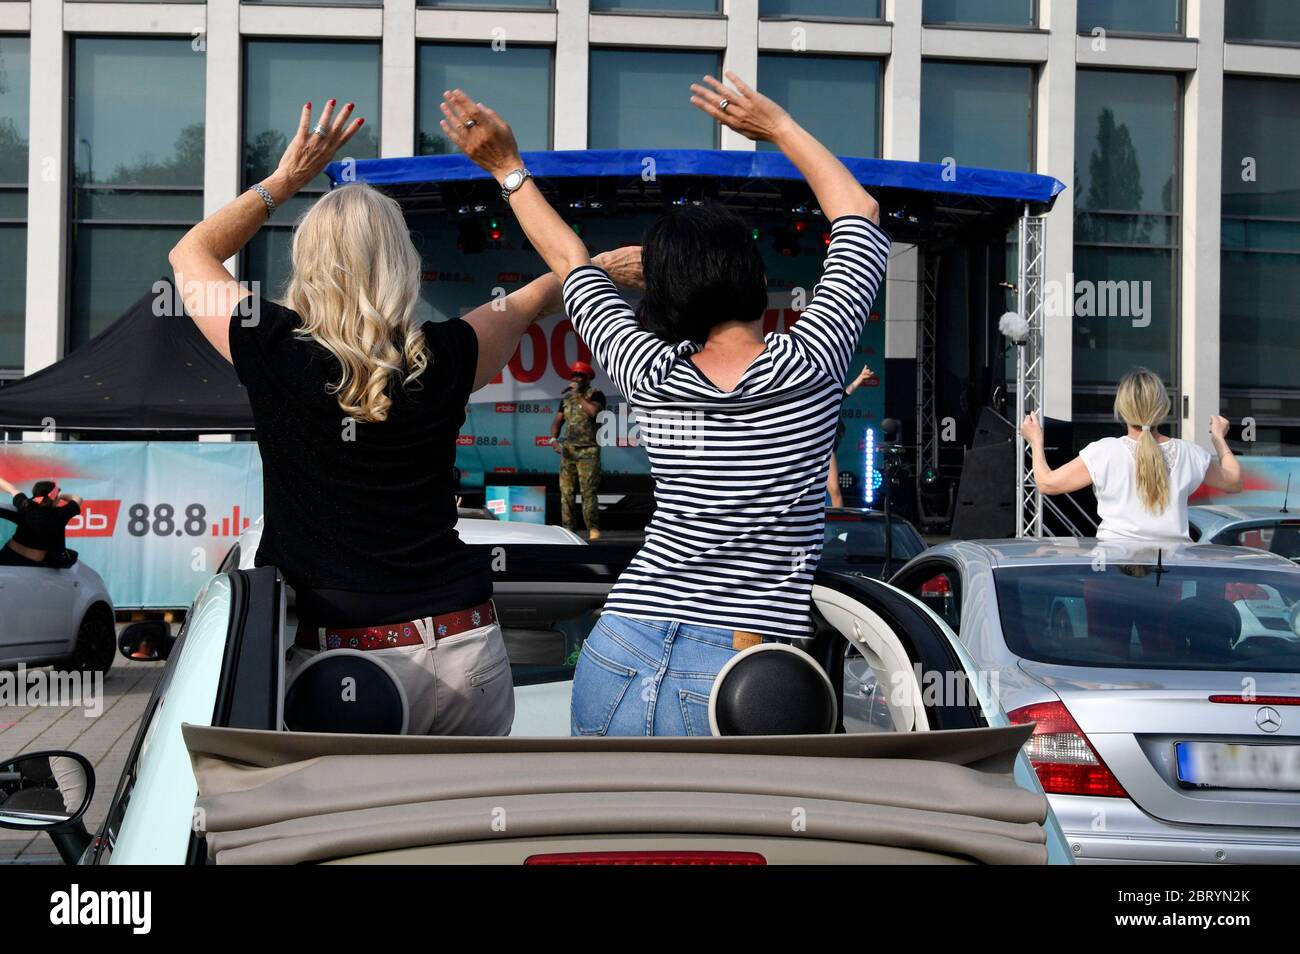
left=1077, top=0, right=1181, bottom=35
left=0, top=36, right=30, bottom=184
left=923, top=0, right=1034, bottom=28
left=246, top=227, right=296, bottom=303
left=72, top=38, right=205, bottom=187
left=994, top=563, right=1300, bottom=673
left=920, top=61, right=1033, bottom=172
left=69, top=225, right=189, bottom=348
left=1075, top=211, right=1175, bottom=246
left=72, top=189, right=204, bottom=223
left=0, top=223, right=24, bottom=369
left=1071, top=246, right=1175, bottom=385
left=244, top=191, right=324, bottom=296
left=1221, top=249, right=1300, bottom=390
left=0, top=36, right=27, bottom=369
left=1226, top=0, right=1300, bottom=44
left=592, top=0, right=718, bottom=11
left=418, top=44, right=551, bottom=154
left=1075, top=70, right=1178, bottom=214
left=244, top=41, right=380, bottom=189
left=1223, top=77, right=1300, bottom=220
left=419, top=0, right=550, bottom=6
left=69, top=38, right=205, bottom=351
left=757, top=54, right=881, bottom=158
left=588, top=49, right=717, bottom=150
left=759, top=0, right=881, bottom=17
left=1221, top=78, right=1300, bottom=393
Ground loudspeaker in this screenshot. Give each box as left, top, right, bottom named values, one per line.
left=970, top=406, right=1014, bottom=449
left=950, top=439, right=1016, bottom=540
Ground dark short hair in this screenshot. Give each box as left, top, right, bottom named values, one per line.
left=32, top=480, right=56, bottom=504
left=636, top=203, right=767, bottom=343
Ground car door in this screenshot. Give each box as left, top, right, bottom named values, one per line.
left=0, top=567, right=76, bottom=661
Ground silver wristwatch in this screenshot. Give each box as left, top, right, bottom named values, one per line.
left=500, top=167, right=532, bottom=201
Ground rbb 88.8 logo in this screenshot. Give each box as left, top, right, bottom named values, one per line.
left=126, top=503, right=208, bottom=537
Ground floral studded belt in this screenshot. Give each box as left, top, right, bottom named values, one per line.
left=295, top=599, right=497, bottom=652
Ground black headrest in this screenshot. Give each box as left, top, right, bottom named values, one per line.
left=285, top=650, right=409, bottom=735
left=1169, top=596, right=1241, bottom=659
left=709, top=644, right=837, bottom=736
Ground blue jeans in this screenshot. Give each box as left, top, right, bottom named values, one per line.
left=570, top=614, right=744, bottom=737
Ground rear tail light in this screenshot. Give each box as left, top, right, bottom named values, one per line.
left=1008, top=701, right=1127, bottom=798
left=524, top=851, right=765, bottom=866
left=920, top=575, right=951, bottom=596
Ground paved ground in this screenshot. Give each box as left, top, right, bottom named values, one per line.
left=1, top=649, right=164, bottom=864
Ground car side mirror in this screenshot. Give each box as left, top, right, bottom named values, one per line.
left=118, top=620, right=172, bottom=662
left=0, top=751, right=95, bottom=831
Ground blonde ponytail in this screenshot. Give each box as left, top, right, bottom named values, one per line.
left=1114, top=368, right=1171, bottom=514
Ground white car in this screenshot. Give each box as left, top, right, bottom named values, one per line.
left=0, top=504, right=116, bottom=674
left=5, top=517, right=1070, bottom=865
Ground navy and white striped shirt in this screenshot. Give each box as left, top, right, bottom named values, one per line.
left=563, top=215, right=891, bottom=639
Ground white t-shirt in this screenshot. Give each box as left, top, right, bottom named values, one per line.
left=1079, top=436, right=1213, bottom=543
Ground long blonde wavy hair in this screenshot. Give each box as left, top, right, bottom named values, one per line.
left=1114, top=367, right=1172, bottom=514
left=284, top=183, right=427, bottom=423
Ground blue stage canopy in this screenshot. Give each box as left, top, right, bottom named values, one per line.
left=327, top=149, right=1064, bottom=243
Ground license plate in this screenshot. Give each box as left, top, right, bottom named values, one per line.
left=1176, top=742, right=1300, bottom=791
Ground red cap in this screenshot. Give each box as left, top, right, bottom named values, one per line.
left=570, top=361, right=594, bottom=378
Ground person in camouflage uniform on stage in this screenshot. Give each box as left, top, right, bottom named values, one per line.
left=550, top=361, right=606, bottom=540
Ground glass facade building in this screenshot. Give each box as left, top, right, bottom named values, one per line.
left=0, top=0, right=1296, bottom=455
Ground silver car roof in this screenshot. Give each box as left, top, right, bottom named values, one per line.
left=1189, top=504, right=1296, bottom=523
left=924, top=537, right=1299, bottom=571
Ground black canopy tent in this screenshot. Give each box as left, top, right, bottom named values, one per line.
left=0, top=279, right=253, bottom=433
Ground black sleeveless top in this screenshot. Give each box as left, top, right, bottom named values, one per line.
left=228, top=297, right=490, bottom=626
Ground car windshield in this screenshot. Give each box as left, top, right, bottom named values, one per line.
left=993, top=562, right=1300, bottom=673
left=822, top=517, right=923, bottom=563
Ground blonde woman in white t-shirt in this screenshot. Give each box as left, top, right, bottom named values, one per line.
left=1019, top=367, right=1243, bottom=542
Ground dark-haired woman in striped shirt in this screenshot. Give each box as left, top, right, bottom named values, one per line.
left=440, top=72, right=890, bottom=735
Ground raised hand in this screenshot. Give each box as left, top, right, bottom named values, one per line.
left=439, top=89, right=522, bottom=177
left=1209, top=415, right=1231, bottom=441
left=688, top=72, right=792, bottom=143
left=1020, top=413, right=1044, bottom=446
left=273, top=99, right=365, bottom=192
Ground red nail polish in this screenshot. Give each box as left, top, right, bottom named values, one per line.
left=328, top=99, right=336, bottom=106
left=357, top=118, right=365, bottom=127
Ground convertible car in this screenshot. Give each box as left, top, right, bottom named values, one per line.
left=0, top=504, right=115, bottom=673
left=2, top=519, right=1069, bottom=865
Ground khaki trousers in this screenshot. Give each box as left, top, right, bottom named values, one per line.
left=288, top=620, right=515, bottom=736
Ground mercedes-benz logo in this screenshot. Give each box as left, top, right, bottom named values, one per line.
left=1256, top=706, right=1282, bottom=734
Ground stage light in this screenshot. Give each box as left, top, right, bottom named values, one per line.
left=821, top=231, right=832, bottom=247
left=793, top=220, right=807, bottom=234
left=751, top=228, right=760, bottom=241
left=864, top=426, right=877, bottom=506
left=571, top=222, right=583, bottom=236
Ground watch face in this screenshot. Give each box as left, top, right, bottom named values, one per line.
left=504, top=171, right=524, bottom=191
